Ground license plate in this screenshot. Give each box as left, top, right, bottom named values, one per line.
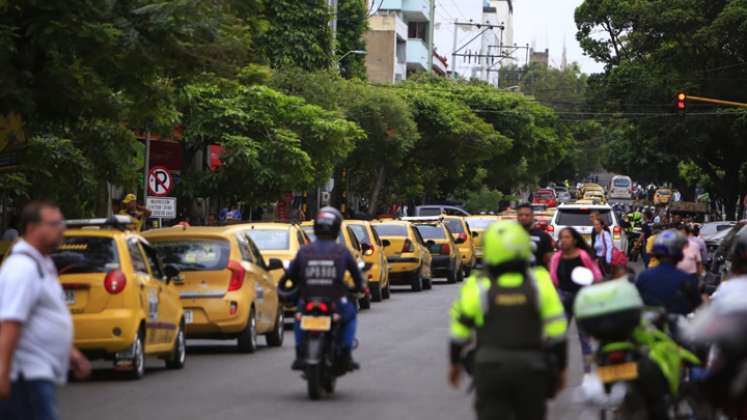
left=64, top=290, right=75, bottom=305
left=300, top=316, right=332, bottom=332
left=184, top=310, right=193, bottom=324
left=597, top=362, right=639, bottom=383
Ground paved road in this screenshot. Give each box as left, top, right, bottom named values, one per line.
left=60, top=279, right=596, bottom=420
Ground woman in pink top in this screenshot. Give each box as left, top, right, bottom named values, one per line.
left=549, top=227, right=602, bottom=373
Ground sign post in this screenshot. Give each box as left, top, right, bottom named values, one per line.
left=145, top=197, right=177, bottom=220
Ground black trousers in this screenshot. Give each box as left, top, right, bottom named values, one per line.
left=473, top=362, right=551, bottom=420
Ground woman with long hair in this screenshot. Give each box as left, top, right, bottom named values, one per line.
left=549, top=227, right=602, bottom=373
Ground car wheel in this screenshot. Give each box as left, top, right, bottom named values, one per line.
left=382, top=283, right=391, bottom=299
left=165, top=320, right=186, bottom=369
left=457, top=266, right=465, bottom=282
left=411, top=271, right=423, bottom=292
left=370, top=283, right=383, bottom=302
left=423, top=277, right=432, bottom=290
left=447, top=264, right=458, bottom=284
left=126, top=330, right=146, bottom=380
left=237, top=307, right=258, bottom=353
left=265, top=309, right=285, bottom=347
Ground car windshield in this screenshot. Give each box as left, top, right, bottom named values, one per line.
left=52, top=237, right=120, bottom=274
left=659, top=189, right=672, bottom=195
left=414, top=224, right=446, bottom=240
left=556, top=209, right=613, bottom=227
left=445, top=219, right=465, bottom=234
left=613, top=178, right=631, bottom=188
left=301, top=226, right=316, bottom=241
left=418, top=207, right=442, bottom=216
left=466, top=218, right=496, bottom=230
left=372, top=224, right=407, bottom=237
left=349, top=224, right=371, bottom=245
left=150, top=239, right=230, bottom=271
left=246, top=229, right=290, bottom=251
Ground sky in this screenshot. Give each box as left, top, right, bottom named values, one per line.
left=431, top=0, right=605, bottom=76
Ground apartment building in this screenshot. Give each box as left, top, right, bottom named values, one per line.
left=365, top=0, right=436, bottom=83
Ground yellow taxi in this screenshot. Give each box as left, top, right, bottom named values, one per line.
left=405, top=217, right=463, bottom=284
left=143, top=225, right=285, bottom=353
left=50, top=216, right=186, bottom=379
left=583, top=190, right=607, bottom=204
left=654, top=188, right=673, bottom=205
left=371, top=220, right=432, bottom=292
left=300, top=221, right=371, bottom=309
left=347, top=220, right=391, bottom=302
left=581, top=183, right=605, bottom=196
left=464, top=215, right=500, bottom=265
left=236, top=222, right=308, bottom=315
left=442, top=216, right=477, bottom=276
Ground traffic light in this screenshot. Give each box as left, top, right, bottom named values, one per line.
left=676, top=92, right=687, bottom=112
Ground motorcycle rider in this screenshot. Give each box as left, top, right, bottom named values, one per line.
left=687, top=228, right=747, bottom=418
left=448, top=221, right=568, bottom=420
left=635, top=229, right=702, bottom=315
left=280, top=207, right=367, bottom=371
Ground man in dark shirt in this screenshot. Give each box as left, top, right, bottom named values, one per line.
left=281, top=207, right=366, bottom=371
left=635, top=229, right=702, bottom=315
left=516, top=203, right=554, bottom=268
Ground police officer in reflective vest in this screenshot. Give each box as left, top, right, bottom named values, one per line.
left=448, top=221, right=568, bottom=420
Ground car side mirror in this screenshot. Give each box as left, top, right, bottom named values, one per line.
left=267, top=258, right=285, bottom=271
left=163, top=264, right=182, bottom=284
left=382, top=239, right=391, bottom=247
left=471, top=231, right=479, bottom=237
left=361, top=243, right=372, bottom=252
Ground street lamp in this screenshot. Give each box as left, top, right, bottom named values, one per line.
left=336, top=50, right=367, bottom=74
left=337, top=50, right=367, bottom=64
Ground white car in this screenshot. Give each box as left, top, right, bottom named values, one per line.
left=549, top=203, right=627, bottom=253
left=608, top=175, right=633, bottom=200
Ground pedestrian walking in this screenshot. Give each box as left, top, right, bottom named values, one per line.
left=548, top=227, right=601, bottom=374
left=593, top=218, right=613, bottom=275
left=0, top=201, right=91, bottom=420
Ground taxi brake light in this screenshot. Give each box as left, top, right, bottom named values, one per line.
left=104, top=271, right=127, bottom=294
left=305, top=302, right=315, bottom=312
left=319, top=303, right=329, bottom=313
left=364, top=246, right=375, bottom=256
left=227, top=261, right=245, bottom=292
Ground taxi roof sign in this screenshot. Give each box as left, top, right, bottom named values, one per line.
left=65, top=215, right=134, bottom=230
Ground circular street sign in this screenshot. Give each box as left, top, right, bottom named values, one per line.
left=147, top=166, right=173, bottom=197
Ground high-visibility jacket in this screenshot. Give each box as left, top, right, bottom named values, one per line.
left=450, top=267, right=567, bottom=365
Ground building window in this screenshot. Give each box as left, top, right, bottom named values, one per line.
left=408, top=22, right=428, bottom=40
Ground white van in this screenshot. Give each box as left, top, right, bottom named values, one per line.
left=550, top=203, right=627, bottom=252
left=608, top=175, right=633, bottom=200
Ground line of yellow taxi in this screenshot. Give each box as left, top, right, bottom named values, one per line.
left=45, top=212, right=496, bottom=381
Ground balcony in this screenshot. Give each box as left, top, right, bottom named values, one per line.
left=379, top=0, right=431, bottom=22
left=406, top=38, right=429, bottom=71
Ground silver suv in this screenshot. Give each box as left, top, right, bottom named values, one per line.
left=550, top=203, right=627, bottom=252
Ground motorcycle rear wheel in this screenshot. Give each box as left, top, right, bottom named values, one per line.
left=306, top=364, right=323, bottom=400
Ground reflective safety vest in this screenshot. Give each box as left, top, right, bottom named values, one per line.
left=450, top=267, right=567, bottom=361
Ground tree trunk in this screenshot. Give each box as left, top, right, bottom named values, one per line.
left=368, top=166, right=386, bottom=218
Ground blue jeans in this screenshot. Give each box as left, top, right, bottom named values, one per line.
left=558, top=290, right=593, bottom=372
left=0, top=377, right=58, bottom=420
left=294, top=297, right=357, bottom=350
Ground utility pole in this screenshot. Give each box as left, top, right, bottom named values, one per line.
left=329, top=0, right=339, bottom=49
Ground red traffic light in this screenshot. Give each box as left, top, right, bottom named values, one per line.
left=676, top=92, right=687, bottom=111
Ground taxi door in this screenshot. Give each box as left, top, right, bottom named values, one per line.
left=248, top=238, right=278, bottom=331
left=235, top=234, right=272, bottom=330
left=141, top=241, right=182, bottom=349
left=128, top=240, right=166, bottom=352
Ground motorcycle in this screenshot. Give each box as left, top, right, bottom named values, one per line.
left=297, top=297, right=351, bottom=400
left=572, top=268, right=702, bottom=420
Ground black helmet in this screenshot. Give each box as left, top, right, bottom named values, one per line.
left=729, top=228, right=747, bottom=265
left=314, top=207, right=343, bottom=240
left=652, top=229, right=688, bottom=259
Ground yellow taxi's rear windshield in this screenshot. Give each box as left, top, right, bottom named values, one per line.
left=151, top=239, right=230, bottom=271
left=372, top=224, right=407, bottom=237
left=52, top=237, right=120, bottom=274
left=348, top=224, right=371, bottom=245
left=445, top=219, right=465, bottom=234
left=247, top=229, right=289, bottom=251
left=414, top=224, right=446, bottom=240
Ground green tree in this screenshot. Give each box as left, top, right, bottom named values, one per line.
left=576, top=0, right=747, bottom=217
left=336, top=0, right=368, bottom=79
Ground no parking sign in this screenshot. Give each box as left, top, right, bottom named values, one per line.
left=147, top=166, right=173, bottom=197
